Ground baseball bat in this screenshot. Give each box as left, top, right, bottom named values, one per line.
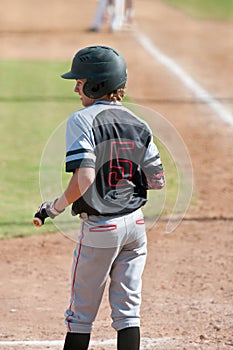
left=33, top=208, right=49, bottom=227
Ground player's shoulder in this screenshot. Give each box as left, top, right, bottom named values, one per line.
left=67, top=102, right=151, bottom=134
left=119, top=104, right=152, bottom=132
left=93, top=101, right=151, bottom=128
left=67, top=104, right=98, bottom=130
left=68, top=102, right=110, bottom=123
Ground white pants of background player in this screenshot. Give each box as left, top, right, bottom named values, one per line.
left=64, top=208, right=147, bottom=333
left=92, top=0, right=125, bottom=31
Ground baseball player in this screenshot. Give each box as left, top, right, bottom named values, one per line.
left=111, top=0, right=125, bottom=32
left=88, top=0, right=125, bottom=32
left=34, top=45, right=165, bottom=350
left=88, top=0, right=110, bottom=32
left=124, top=0, right=134, bottom=27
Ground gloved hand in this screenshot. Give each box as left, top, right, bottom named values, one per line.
left=33, top=199, right=65, bottom=227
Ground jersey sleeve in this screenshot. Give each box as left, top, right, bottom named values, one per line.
left=65, top=113, right=96, bottom=172
left=141, top=134, right=165, bottom=190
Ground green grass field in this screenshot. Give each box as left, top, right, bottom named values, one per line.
left=0, top=61, right=77, bottom=238
left=0, top=60, right=186, bottom=239
left=164, top=0, right=233, bottom=20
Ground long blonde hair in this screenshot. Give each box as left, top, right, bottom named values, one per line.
left=108, top=87, right=126, bottom=102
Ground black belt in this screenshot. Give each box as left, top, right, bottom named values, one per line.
left=79, top=211, right=134, bottom=219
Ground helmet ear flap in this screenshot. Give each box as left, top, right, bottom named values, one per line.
left=83, top=80, right=107, bottom=99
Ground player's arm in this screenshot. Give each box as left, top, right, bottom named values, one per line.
left=33, top=113, right=96, bottom=226
left=33, top=167, right=95, bottom=226
left=142, top=136, right=165, bottom=190
left=55, top=112, right=96, bottom=211
left=54, top=167, right=95, bottom=212
left=144, top=164, right=165, bottom=190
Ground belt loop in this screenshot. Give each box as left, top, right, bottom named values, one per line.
left=80, top=212, right=88, bottom=220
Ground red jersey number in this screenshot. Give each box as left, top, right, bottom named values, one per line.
left=108, top=141, right=134, bottom=187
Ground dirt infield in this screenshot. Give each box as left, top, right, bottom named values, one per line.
left=0, top=0, right=232, bottom=349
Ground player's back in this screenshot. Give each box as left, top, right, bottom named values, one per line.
left=70, top=101, right=152, bottom=216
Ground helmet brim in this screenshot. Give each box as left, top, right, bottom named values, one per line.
left=61, top=71, right=77, bottom=79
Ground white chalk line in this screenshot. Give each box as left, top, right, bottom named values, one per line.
left=0, top=337, right=171, bottom=348
left=135, top=31, right=233, bottom=127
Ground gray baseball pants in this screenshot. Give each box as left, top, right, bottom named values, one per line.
left=64, top=208, right=147, bottom=333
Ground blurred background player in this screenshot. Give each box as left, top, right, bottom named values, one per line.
left=124, top=0, right=134, bottom=28
left=110, top=0, right=125, bottom=32
left=88, top=0, right=110, bottom=32
left=88, top=0, right=133, bottom=32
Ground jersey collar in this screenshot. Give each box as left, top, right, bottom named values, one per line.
left=93, top=100, right=122, bottom=106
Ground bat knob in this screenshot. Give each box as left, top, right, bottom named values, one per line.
left=33, top=217, right=43, bottom=227
left=33, top=207, right=48, bottom=227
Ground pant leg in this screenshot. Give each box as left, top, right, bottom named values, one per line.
left=109, top=215, right=147, bottom=331
left=92, top=0, right=109, bottom=29
left=110, top=0, right=125, bottom=31
left=64, top=221, right=124, bottom=333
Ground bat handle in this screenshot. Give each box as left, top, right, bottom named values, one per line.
left=33, top=208, right=48, bottom=227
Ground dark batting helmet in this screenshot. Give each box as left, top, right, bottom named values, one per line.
left=61, top=45, right=127, bottom=99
